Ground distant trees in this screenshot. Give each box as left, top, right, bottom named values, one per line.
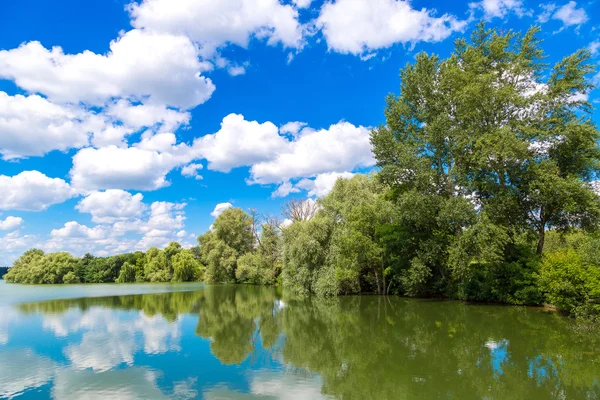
left=4, top=243, right=204, bottom=285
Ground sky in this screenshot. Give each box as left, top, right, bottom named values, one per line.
left=0, top=0, right=599, bottom=263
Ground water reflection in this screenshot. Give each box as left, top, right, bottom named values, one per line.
left=1, top=285, right=599, bottom=399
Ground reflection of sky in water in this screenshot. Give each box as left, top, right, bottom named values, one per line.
left=485, top=339, right=509, bottom=376
left=0, top=302, right=328, bottom=399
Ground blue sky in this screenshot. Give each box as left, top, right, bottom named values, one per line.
left=0, top=0, right=599, bottom=262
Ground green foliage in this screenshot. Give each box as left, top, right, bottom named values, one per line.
left=172, top=250, right=204, bottom=282
left=236, top=224, right=281, bottom=285
left=116, top=262, right=137, bottom=283
left=537, top=233, right=600, bottom=318
left=144, top=247, right=170, bottom=282
left=7, top=243, right=203, bottom=285
left=198, top=208, right=255, bottom=283
left=4, top=250, right=77, bottom=284
left=199, top=231, right=238, bottom=283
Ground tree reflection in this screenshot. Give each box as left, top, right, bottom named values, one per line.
left=16, top=286, right=600, bottom=399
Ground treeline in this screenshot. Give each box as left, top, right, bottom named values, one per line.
left=4, top=243, right=203, bottom=284
left=0, top=266, right=8, bottom=279
left=5, top=25, right=600, bottom=319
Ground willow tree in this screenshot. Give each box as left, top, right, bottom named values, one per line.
left=198, top=207, right=254, bottom=283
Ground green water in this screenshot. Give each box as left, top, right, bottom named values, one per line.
left=0, top=281, right=598, bottom=399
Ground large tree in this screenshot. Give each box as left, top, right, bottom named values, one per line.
left=371, top=24, right=600, bottom=277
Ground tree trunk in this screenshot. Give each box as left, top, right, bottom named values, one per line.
left=381, top=260, right=386, bottom=296
left=537, top=209, right=546, bottom=255
left=373, top=267, right=381, bottom=295
left=537, top=227, right=545, bottom=255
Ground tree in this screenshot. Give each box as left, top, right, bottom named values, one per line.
left=198, top=208, right=255, bottom=283
left=144, top=247, right=170, bottom=282
left=172, top=250, right=204, bottom=282
left=116, top=262, right=137, bottom=283
left=281, top=199, right=319, bottom=222
left=371, top=23, right=600, bottom=299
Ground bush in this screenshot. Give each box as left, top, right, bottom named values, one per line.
left=537, top=248, right=600, bottom=318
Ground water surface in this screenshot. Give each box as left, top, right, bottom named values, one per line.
left=0, top=281, right=598, bottom=399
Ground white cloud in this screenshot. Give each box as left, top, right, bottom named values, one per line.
left=0, top=29, right=214, bottom=108
left=292, top=0, right=313, bottom=8
left=271, top=181, right=301, bottom=198
left=0, top=91, right=195, bottom=158
left=280, top=121, right=307, bottom=137
left=211, top=202, right=233, bottom=217
left=0, top=171, right=77, bottom=211
left=51, top=221, right=108, bottom=240
left=0, top=216, right=23, bottom=231
left=0, top=231, right=37, bottom=254
left=538, top=2, right=588, bottom=28
left=0, top=92, right=91, bottom=159
left=105, top=99, right=190, bottom=132
left=45, top=200, right=187, bottom=256
left=76, top=190, right=146, bottom=223
left=471, top=0, right=529, bottom=20
left=128, top=0, right=305, bottom=58
left=195, top=113, right=287, bottom=172
left=70, top=134, right=197, bottom=191
left=295, top=171, right=355, bottom=197
left=181, top=163, right=204, bottom=180
left=249, top=121, right=374, bottom=184
left=590, top=39, right=600, bottom=57
left=176, top=230, right=187, bottom=238
left=316, top=0, right=467, bottom=55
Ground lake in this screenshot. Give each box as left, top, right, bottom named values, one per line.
left=0, top=281, right=598, bottom=399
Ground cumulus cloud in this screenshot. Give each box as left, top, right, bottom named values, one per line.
left=292, top=0, right=313, bottom=8
left=0, top=29, right=214, bottom=108
left=45, top=200, right=188, bottom=256
left=471, top=0, right=530, bottom=20
left=76, top=190, right=146, bottom=223
left=194, top=113, right=287, bottom=172
left=280, top=121, right=307, bottom=137
left=128, top=0, right=305, bottom=58
left=538, top=2, right=588, bottom=29
left=0, top=231, right=37, bottom=255
left=181, top=163, right=204, bottom=180
left=271, top=181, right=301, bottom=198
left=0, top=171, right=77, bottom=211
left=0, top=92, right=91, bottom=159
left=51, top=221, right=108, bottom=240
left=249, top=121, right=374, bottom=184
left=0, top=216, right=23, bottom=231
left=211, top=202, right=233, bottom=217
left=70, top=134, right=197, bottom=191
left=295, top=171, right=355, bottom=197
left=316, top=0, right=467, bottom=55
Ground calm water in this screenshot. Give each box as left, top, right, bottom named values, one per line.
left=0, top=281, right=599, bottom=399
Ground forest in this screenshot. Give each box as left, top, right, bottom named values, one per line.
left=4, top=25, right=600, bottom=320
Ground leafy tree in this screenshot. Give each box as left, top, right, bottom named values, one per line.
left=236, top=223, right=281, bottom=285
left=371, top=23, right=600, bottom=301
left=116, top=262, right=137, bottom=283
left=172, top=250, right=204, bottom=282
left=144, top=247, right=170, bottom=282
left=198, top=208, right=255, bottom=283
